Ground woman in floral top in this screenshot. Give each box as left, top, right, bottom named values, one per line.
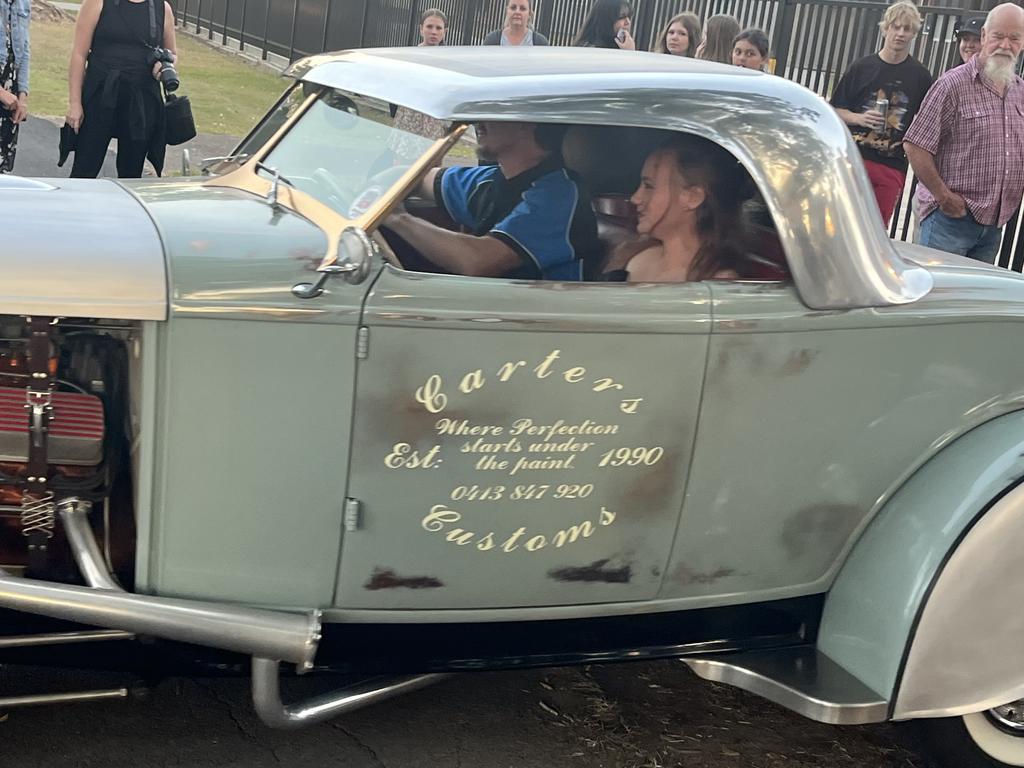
left=0, top=0, right=30, bottom=173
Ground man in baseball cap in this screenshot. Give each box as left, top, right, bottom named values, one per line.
left=954, top=15, right=984, bottom=64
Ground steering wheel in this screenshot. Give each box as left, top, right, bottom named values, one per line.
left=370, top=229, right=404, bottom=270
left=310, top=167, right=350, bottom=211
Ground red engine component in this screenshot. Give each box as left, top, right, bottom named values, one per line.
left=0, top=385, right=106, bottom=567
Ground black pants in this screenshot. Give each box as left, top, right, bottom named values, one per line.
left=71, top=79, right=158, bottom=179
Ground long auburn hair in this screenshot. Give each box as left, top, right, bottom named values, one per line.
left=573, top=0, right=632, bottom=48
left=697, top=14, right=740, bottom=64
left=655, top=12, right=702, bottom=56
left=658, top=135, right=750, bottom=280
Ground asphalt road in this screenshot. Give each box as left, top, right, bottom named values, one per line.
left=0, top=660, right=936, bottom=768
left=9, top=116, right=116, bottom=178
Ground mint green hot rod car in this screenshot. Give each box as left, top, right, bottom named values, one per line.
left=1, top=47, right=1022, bottom=767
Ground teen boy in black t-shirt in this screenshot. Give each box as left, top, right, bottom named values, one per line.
left=830, top=0, right=933, bottom=226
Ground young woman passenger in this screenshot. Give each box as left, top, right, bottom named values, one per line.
left=418, top=8, right=447, bottom=46
left=695, top=14, right=740, bottom=64
left=483, top=0, right=550, bottom=46
left=654, top=12, right=701, bottom=57
left=731, top=28, right=770, bottom=70
left=607, top=135, right=748, bottom=282
left=573, top=0, right=635, bottom=50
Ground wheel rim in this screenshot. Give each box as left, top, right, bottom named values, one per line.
left=988, top=700, right=1024, bottom=735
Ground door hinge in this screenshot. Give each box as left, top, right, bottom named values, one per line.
left=356, top=326, right=370, bottom=360
left=343, top=498, right=361, bottom=532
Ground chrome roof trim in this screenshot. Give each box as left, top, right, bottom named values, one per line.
left=289, top=48, right=932, bottom=310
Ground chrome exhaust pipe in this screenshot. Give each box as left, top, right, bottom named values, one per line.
left=252, top=657, right=447, bottom=729
left=0, top=573, right=321, bottom=668
left=0, top=498, right=321, bottom=668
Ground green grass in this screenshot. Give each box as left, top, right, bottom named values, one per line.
left=29, top=17, right=285, bottom=135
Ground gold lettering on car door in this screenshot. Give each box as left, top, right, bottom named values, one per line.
left=383, top=349, right=662, bottom=555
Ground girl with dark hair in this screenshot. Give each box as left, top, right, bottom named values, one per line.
left=695, top=14, right=740, bottom=64
left=654, top=12, right=701, bottom=57
left=573, top=0, right=635, bottom=50
left=418, top=8, right=447, bottom=45
left=611, top=135, right=749, bottom=282
left=483, top=0, right=550, bottom=46
left=732, top=28, right=770, bottom=70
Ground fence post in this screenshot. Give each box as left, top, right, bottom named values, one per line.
left=320, top=0, right=332, bottom=52
left=287, top=0, right=300, bottom=59
left=222, top=0, right=230, bottom=45
left=239, top=0, right=248, bottom=50
left=772, top=0, right=797, bottom=79
left=459, top=0, right=477, bottom=45
left=406, top=0, right=421, bottom=46
left=358, top=0, right=370, bottom=47
left=536, top=0, right=554, bottom=40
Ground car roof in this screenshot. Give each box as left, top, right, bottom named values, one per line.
left=289, top=47, right=768, bottom=122
left=287, top=48, right=933, bottom=309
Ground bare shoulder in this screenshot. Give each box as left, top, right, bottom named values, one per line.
left=624, top=244, right=662, bottom=280
left=77, top=0, right=104, bottom=24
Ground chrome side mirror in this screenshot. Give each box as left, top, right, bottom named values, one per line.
left=292, top=227, right=375, bottom=299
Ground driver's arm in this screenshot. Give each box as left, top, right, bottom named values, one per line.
left=384, top=212, right=521, bottom=277
left=415, top=168, right=441, bottom=204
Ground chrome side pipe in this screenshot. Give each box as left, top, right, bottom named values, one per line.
left=251, top=657, right=448, bottom=729
left=58, top=499, right=122, bottom=591
left=0, top=498, right=322, bottom=669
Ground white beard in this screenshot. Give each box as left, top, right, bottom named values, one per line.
left=983, top=52, right=1018, bottom=89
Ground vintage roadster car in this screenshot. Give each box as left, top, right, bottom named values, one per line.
left=2, top=46, right=1023, bottom=767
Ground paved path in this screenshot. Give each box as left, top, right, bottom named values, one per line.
left=0, top=660, right=934, bottom=768
left=10, top=115, right=238, bottom=179
left=10, top=116, right=114, bottom=178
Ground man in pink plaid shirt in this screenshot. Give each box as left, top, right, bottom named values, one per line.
left=904, top=3, right=1024, bottom=264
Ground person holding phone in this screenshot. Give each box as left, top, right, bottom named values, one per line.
left=573, top=0, right=635, bottom=50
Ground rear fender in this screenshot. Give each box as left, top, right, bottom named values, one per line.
left=817, top=410, right=1024, bottom=717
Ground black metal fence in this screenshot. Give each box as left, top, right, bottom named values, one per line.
left=173, top=0, right=986, bottom=66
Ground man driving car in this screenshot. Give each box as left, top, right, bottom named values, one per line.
left=383, top=121, right=599, bottom=279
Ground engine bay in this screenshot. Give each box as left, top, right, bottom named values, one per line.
left=0, top=316, right=135, bottom=583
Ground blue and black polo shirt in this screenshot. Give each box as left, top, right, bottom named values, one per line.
left=434, top=156, right=599, bottom=281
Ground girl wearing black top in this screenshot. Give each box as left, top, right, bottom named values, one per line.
left=573, top=0, right=635, bottom=50
left=66, top=0, right=177, bottom=178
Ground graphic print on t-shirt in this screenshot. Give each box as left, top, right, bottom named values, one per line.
left=854, top=87, right=912, bottom=158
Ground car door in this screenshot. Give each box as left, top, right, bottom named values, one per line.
left=335, top=269, right=711, bottom=609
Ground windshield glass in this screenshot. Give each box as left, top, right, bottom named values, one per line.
left=259, top=88, right=451, bottom=218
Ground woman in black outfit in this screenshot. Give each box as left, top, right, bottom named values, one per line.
left=66, top=0, right=177, bottom=178
left=572, top=0, right=635, bottom=50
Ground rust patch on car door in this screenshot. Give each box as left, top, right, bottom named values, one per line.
left=670, top=563, right=738, bottom=585
left=548, top=558, right=632, bottom=584
left=364, top=567, right=444, bottom=590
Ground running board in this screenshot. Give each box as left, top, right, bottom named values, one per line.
left=683, top=647, right=889, bottom=725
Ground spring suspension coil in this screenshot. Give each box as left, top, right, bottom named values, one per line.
left=20, top=489, right=56, bottom=539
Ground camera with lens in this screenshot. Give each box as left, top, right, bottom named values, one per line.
left=147, top=47, right=180, bottom=93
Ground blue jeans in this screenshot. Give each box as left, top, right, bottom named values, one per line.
left=918, top=209, right=1002, bottom=264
